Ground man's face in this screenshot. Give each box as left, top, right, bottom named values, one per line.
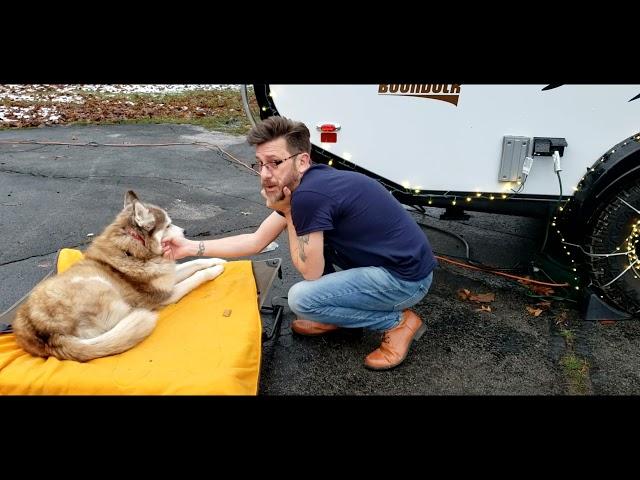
left=255, top=137, right=304, bottom=203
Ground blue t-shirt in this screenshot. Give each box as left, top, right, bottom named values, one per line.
left=291, top=164, right=436, bottom=281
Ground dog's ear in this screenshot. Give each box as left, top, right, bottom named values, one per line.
left=133, top=202, right=155, bottom=231
left=124, top=190, right=140, bottom=208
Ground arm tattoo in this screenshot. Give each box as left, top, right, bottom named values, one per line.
left=297, top=235, right=310, bottom=262
left=196, top=241, right=205, bottom=256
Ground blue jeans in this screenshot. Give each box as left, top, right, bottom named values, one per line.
left=288, top=267, right=434, bottom=332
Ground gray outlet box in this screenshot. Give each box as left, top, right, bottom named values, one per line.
left=499, top=136, right=531, bottom=182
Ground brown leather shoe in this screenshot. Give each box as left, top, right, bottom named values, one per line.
left=364, top=309, right=426, bottom=370
left=291, top=319, right=340, bottom=336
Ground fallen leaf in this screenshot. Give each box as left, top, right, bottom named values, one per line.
left=475, top=305, right=492, bottom=313
left=457, top=288, right=471, bottom=300
left=526, top=306, right=543, bottom=317
left=518, top=277, right=555, bottom=296
left=535, top=301, right=552, bottom=310
left=554, top=310, right=569, bottom=325
left=530, top=285, right=555, bottom=296
left=469, top=292, right=496, bottom=303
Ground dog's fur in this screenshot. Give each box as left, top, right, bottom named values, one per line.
left=13, top=190, right=225, bottom=362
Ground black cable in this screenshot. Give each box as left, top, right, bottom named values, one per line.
left=539, top=170, right=564, bottom=253
left=416, top=220, right=470, bottom=258
left=524, top=292, right=578, bottom=303
left=414, top=216, right=523, bottom=272
left=557, top=170, right=563, bottom=197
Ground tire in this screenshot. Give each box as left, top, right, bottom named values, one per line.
left=586, top=180, right=640, bottom=315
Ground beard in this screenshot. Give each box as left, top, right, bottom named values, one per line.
left=262, top=166, right=301, bottom=203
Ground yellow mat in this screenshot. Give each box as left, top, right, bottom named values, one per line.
left=0, top=249, right=262, bottom=395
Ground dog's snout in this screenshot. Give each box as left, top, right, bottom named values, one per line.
left=161, top=224, right=186, bottom=242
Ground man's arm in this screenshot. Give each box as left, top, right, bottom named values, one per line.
left=164, top=211, right=287, bottom=259
left=258, top=185, right=326, bottom=280
left=283, top=212, right=325, bottom=280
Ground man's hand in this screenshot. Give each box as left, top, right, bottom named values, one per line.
left=262, top=186, right=292, bottom=214
left=162, top=232, right=196, bottom=260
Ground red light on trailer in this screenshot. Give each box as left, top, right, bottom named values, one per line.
left=321, top=132, right=337, bottom=143
left=317, top=123, right=341, bottom=143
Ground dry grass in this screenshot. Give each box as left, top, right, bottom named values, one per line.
left=0, top=85, right=259, bottom=135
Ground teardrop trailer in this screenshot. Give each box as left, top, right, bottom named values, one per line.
left=241, top=84, right=640, bottom=320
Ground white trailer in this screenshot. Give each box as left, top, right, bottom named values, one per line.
left=242, top=84, right=640, bottom=318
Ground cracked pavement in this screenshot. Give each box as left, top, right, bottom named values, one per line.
left=3, top=123, right=640, bottom=395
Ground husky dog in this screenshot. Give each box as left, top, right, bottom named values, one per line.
left=13, top=190, right=225, bottom=362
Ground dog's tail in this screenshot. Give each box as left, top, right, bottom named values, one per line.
left=50, top=309, right=157, bottom=362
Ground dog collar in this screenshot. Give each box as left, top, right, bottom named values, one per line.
left=127, top=228, right=146, bottom=246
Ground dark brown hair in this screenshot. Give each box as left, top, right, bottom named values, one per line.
left=247, top=116, right=311, bottom=154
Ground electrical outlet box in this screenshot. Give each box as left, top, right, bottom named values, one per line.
left=499, top=136, right=531, bottom=182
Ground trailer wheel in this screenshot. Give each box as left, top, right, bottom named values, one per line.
left=585, top=180, right=640, bottom=314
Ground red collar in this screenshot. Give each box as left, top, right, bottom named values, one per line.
left=127, top=228, right=146, bottom=246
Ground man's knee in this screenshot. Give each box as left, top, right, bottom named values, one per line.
left=288, top=281, right=318, bottom=315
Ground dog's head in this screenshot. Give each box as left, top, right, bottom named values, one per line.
left=120, top=190, right=184, bottom=256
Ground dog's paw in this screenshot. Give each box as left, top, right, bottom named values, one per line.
left=200, top=264, right=224, bottom=281
left=190, top=258, right=226, bottom=270
left=205, top=258, right=227, bottom=267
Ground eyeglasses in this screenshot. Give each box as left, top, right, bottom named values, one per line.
left=251, top=152, right=302, bottom=173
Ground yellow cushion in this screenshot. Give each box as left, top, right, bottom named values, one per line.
left=0, top=249, right=261, bottom=395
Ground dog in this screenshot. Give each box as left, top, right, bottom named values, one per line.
left=12, top=190, right=225, bottom=362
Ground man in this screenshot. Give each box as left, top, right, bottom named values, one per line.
left=163, top=116, right=437, bottom=370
